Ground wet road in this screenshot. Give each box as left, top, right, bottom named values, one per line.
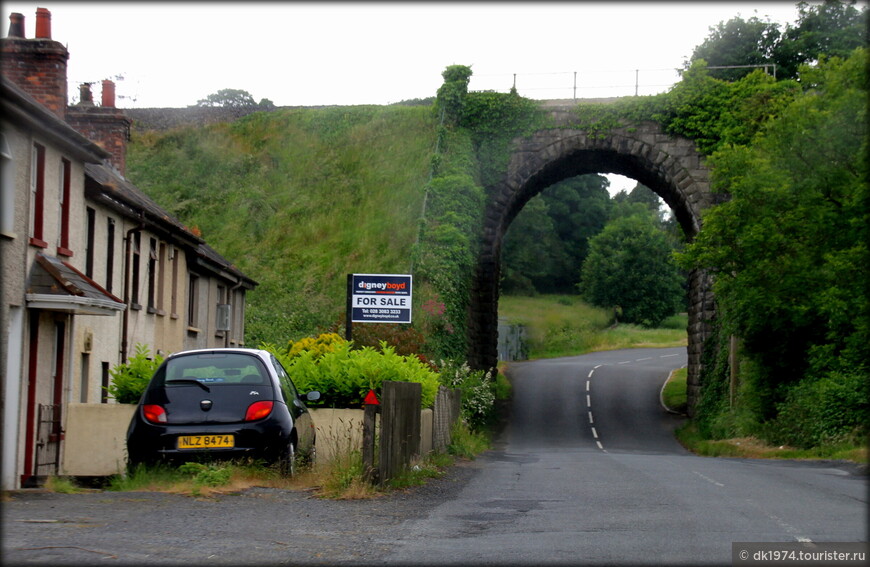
left=380, top=348, right=867, bottom=565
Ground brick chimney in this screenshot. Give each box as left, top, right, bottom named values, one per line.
left=0, top=8, right=69, bottom=119
left=67, top=80, right=132, bottom=175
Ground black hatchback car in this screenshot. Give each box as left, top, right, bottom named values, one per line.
left=126, top=348, right=319, bottom=475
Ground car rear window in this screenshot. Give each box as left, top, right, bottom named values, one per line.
left=160, top=352, right=269, bottom=386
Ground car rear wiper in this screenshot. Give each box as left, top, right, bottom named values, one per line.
left=166, top=379, right=211, bottom=393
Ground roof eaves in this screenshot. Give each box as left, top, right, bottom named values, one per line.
left=1, top=77, right=108, bottom=163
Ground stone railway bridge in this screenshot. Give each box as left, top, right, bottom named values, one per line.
left=467, top=101, right=720, bottom=413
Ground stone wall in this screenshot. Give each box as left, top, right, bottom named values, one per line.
left=469, top=106, right=715, bottom=414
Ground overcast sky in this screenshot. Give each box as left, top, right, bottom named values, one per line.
left=2, top=1, right=803, bottom=192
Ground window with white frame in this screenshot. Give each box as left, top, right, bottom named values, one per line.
left=0, top=132, right=14, bottom=237
left=30, top=143, right=46, bottom=247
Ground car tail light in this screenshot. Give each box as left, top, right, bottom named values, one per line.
left=245, top=400, right=274, bottom=422
left=143, top=404, right=167, bottom=424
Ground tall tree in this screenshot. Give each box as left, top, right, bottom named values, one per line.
left=775, top=0, right=868, bottom=80
left=195, top=88, right=258, bottom=108
left=686, top=1, right=867, bottom=81
left=580, top=211, right=684, bottom=327
left=678, top=48, right=868, bottom=419
left=501, top=174, right=610, bottom=294
left=688, top=14, right=782, bottom=81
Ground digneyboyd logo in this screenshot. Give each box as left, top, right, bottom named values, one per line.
left=357, top=281, right=407, bottom=291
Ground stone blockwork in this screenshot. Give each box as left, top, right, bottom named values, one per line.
left=468, top=105, right=717, bottom=415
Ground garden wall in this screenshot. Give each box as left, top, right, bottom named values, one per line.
left=60, top=404, right=435, bottom=477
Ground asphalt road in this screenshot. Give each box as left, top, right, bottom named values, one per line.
left=2, top=347, right=866, bottom=566
left=381, top=347, right=867, bottom=565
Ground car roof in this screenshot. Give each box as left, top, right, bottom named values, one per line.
left=164, top=348, right=272, bottom=360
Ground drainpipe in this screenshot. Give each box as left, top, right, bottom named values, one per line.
left=121, top=218, right=144, bottom=362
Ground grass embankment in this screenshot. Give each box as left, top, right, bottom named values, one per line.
left=498, top=294, right=687, bottom=359
left=128, top=106, right=438, bottom=345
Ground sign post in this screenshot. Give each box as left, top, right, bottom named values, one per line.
left=346, top=273, right=412, bottom=341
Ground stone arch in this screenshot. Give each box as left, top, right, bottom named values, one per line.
left=468, top=111, right=718, bottom=413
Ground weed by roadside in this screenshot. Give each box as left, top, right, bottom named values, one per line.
left=675, top=421, right=868, bottom=464
left=660, top=360, right=867, bottom=465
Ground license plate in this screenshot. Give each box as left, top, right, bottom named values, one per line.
left=177, top=434, right=234, bottom=449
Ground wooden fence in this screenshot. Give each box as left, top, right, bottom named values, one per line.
left=363, top=382, right=461, bottom=485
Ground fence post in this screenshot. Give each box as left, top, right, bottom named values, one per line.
left=378, top=381, right=421, bottom=485
left=433, top=385, right=462, bottom=452
left=361, top=389, right=380, bottom=483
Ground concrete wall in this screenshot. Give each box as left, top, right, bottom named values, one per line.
left=62, top=403, right=136, bottom=476
left=61, top=405, right=435, bottom=477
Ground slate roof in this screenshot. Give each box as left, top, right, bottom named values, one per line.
left=84, top=163, right=257, bottom=289
left=26, top=253, right=125, bottom=315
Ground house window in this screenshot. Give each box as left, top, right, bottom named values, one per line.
left=85, top=207, right=96, bottom=278
left=170, top=247, right=179, bottom=318
left=29, top=143, right=47, bottom=247
left=100, top=362, right=110, bottom=404
left=1, top=132, right=14, bottom=237
left=216, top=284, right=227, bottom=338
left=147, top=237, right=157, bottom=313
left=80, top=353, right=90, bottom=403
left=157, top=242, right=166, bottom=313
left=187, top=273, right=199, bottom=329
left=57, top=158, right=72, bottom=256
left=106, top=218, right=115, bottom=293
left=237, top=291, right=246, bottom=345
left=131, top=231, right=141, bottom=309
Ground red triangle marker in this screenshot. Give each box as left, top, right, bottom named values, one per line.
left=363, top=389, right=380, bottom=405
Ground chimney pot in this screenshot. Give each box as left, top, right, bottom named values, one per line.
left=79, top=83, right=94, bottom=105
left=35, top=7, right=51, bottom=39
left=8, top=13, right=25, bottom=38
left=101, top=80, right=115, bottom=108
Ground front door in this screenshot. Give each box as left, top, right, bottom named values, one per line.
left=22, top=315, right=66, bottom=486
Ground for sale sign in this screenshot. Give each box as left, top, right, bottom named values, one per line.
left=350, top=274, right=412, bottom=323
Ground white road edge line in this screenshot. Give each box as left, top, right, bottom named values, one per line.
left=659, top=365, right=688, bottom=415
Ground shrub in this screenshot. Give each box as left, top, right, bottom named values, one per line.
left=287, top=332, right=345, bottom=359
left=106, top=344, right=164, bottom=404
left=266, top=340, right=440, bottom=408
left=438, top=359, right=496, bottom=429
left=764, top=370, right=869, bottom=449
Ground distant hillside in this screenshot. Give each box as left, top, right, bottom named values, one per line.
left=126, top=105, right=438, bottom=345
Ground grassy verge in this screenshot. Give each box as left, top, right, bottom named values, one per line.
left=498, top=294, right=687, bottom=359
left=661, top=367, right=688, bottom=414
left=36, top=420, right=491, bottom=499
left=663, top=366, right=867, bottom=464
left=675, top=422, right=868, bottom=463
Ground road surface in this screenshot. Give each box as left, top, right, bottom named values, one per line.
left=380, top=347, right=867, bottom=564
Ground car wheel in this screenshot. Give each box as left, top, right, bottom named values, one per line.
left=279, top=440, right=297, bottom=477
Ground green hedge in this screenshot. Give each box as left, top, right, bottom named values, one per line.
left=269, top=341, right=440, bottom=409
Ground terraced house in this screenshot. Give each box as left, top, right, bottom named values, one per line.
left=1, top=9, right=257, bottom=489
